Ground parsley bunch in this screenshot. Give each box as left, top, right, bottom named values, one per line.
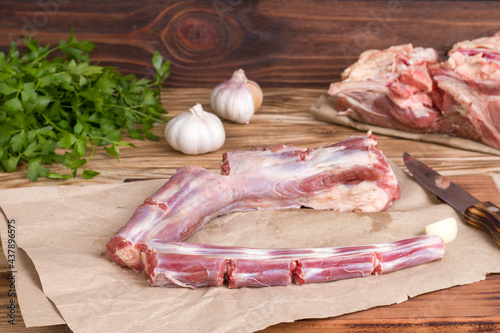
left=0, top=31, right=170, bottom=181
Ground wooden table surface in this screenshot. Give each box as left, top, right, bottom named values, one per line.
left=0, top=88, right=499, bottom=332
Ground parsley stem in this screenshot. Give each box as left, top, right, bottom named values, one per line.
left=87, top=139, right=96, bottom=160
left=89, top=136, right=114, bottom=144
left=101, top=104, right=164, bottom=122
left=41, top=114, right=66, bottom=134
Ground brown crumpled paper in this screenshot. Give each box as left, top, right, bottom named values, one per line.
left=311, top=94, right=500, bottom=156
left=1, top=163, right=499, bottom=333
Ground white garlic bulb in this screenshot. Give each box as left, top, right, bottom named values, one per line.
left=210, top=69, right=263, bottom=124
left=165, top=103, right=225, bottom=155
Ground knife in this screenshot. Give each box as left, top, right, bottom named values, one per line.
left=403, top=152, right=500, bottom=247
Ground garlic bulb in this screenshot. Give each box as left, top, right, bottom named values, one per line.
left=210, top=69, right=263, bottom=124
left=165, top=103, right=225, bottom=155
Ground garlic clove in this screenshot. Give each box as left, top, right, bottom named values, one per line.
left=246, top=79, right=263, bottom=111
left=424, top=217, right=458, bottom=244
left=210, top=69, right=263, bottom=124
left=165, top=103, right=225, bottom=155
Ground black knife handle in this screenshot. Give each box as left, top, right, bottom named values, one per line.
left=464, top=201, right=500, bottom=247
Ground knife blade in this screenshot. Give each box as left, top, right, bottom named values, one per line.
left=403, top=152, right=500, bottom=247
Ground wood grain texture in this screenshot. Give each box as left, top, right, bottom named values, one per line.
left=0, top=88, right=499, bottom=332
left=1, top=1, right=500, bottom=88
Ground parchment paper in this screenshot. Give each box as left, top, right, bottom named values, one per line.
left=311, top=94, right=500, bottom=156
left=1, top=163, right=499, bottom=333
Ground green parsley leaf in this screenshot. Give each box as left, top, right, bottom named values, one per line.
left=82, top=169, right=100, bottom=179
left=0, top=83, right=17, bottom=96
left=27, top=158, right=50, bottom=182
left=46, top=172, right=72, bottom=180
left=1, top=155, right=20, bottom=173
left=4, top=97, right=23, bottom=112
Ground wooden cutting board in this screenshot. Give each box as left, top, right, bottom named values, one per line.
left=0, top=88, right=499, bottom=332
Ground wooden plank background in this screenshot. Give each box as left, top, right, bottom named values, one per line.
left=1, top=1, right=500, bottom=88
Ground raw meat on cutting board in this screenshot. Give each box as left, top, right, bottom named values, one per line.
left=432, top=33, right=500, bottom=148
left=329, top=44, right=441, bottom=132
left=327, top=32, right=500, bottom=149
